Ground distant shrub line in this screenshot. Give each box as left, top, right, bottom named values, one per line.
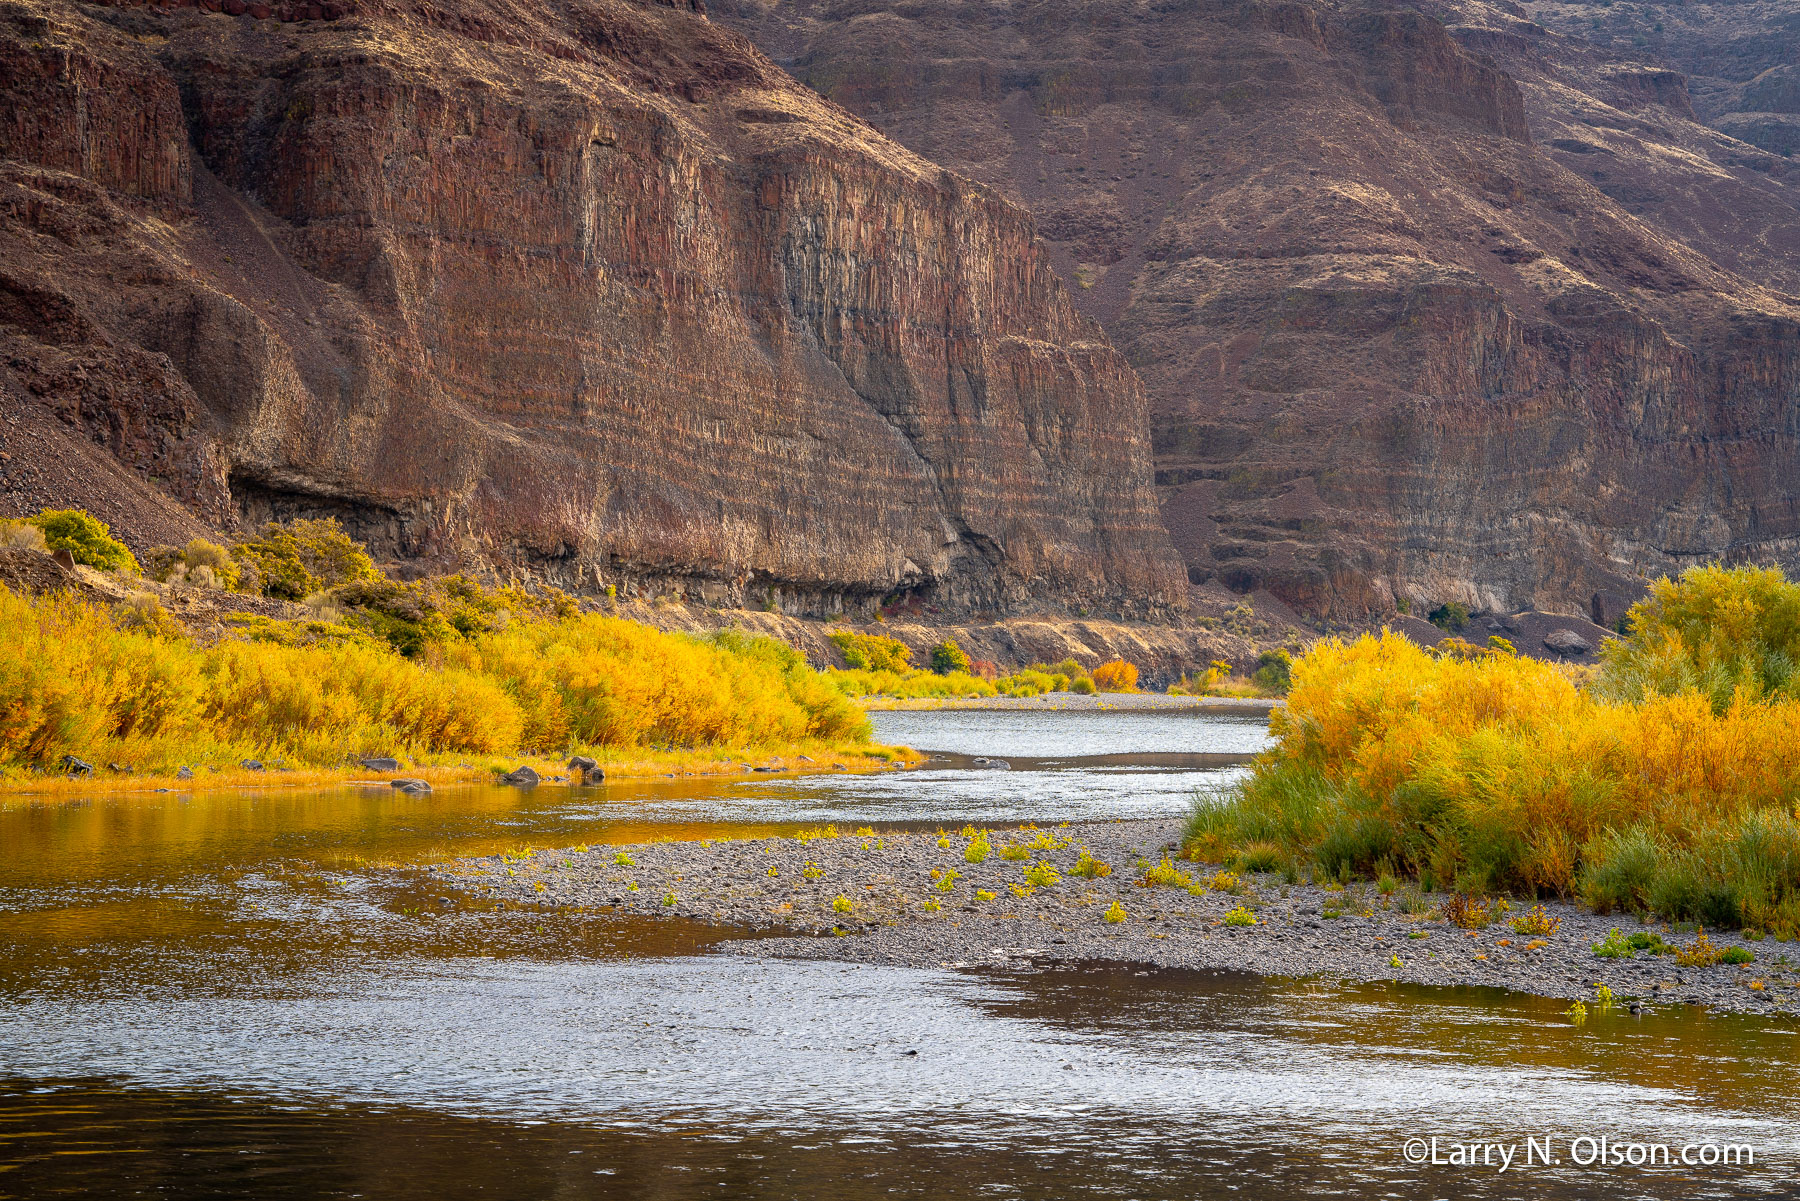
left=824, top=637, right=1141, bottom=701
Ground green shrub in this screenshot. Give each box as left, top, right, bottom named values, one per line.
left=930, top=639, right=972, bottom=675
left=27, top=509, right=137, bottom=572
left=1069, top=676, right=1097, bottom=695
left=330, top=578, right=453, bottom=658
left=826, top=630, right=912, bottom=673
left=1596, top=563, right=1800, bottom=713
left=1428, top=601, right=1470, bottom=632
left=234, top=518, right=375, bottom=600
left=1579, top=826, right=1661, bottom=914
left=1252, top=648, right=1293, bottom=694
left=1593, top=929, right=1633, bottom=959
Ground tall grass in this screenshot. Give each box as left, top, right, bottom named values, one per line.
left=0, top=587, right=869, bottom=776
left=1187, top=566, right=1800, bottom=935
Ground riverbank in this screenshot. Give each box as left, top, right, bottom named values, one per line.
left=429, top=817, right=1795, bottom=1017
left=859, top=692, right=1279, bottom=713
left=0, top=743, right=922, bottom=805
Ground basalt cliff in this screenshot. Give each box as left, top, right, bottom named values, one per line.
left=0, top=0, right=1188, bottom=617
left=718, top=0, right=1800, bottom=622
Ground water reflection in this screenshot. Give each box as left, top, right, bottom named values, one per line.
left=868, top=707, right=1274, bottom=759
left=2, top=963, right=1793, bottom=1199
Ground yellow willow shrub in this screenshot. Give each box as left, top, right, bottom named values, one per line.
left=445, top=614, right=868, bottom=751
left=0, top=587, right=871, bottom=771
left=1597, top=563, right=1800, bottom=712
left=1203, top=631, right=1800, bottom=902
left=1091, top=659, right=1139, bottom=692
left=197, top=639, right=523, bottom=757
left=0, top=589, right=138, bottom=762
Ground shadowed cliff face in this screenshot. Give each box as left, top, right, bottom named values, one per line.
left=0, top=0, right=1187, bottom=617
left=717, top=0, right=1800, bottom=621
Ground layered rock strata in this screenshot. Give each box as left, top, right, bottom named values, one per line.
left=719, top=0, right=1800, bottom=619
left=0, top=0, right=1187, bottom=617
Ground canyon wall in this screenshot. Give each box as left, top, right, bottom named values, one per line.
left=718, top=0, right=1800, bottom=621
left=0, top=0, right=1188, bottom=617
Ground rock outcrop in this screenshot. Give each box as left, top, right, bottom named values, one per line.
left=1520, top=0, right=1800, bottom=160
left=0, top=0, right=1187, bottom=618
left=718, top=0, right=1800, bottom=620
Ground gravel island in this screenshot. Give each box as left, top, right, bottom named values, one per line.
left=429, top=818, right=1796, bottom=1016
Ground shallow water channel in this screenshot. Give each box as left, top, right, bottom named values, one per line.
left=1, top=708, right=1795, bottom=1198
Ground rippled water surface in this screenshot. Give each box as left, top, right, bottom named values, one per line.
left=1, top=708, right=1794, bottom=1198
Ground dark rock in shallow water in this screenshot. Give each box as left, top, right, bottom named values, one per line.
left=970, top=757, right=1011, bottom=770
left=568, top=755, right=598, bottom=773
left=391, top=779, right=432, bottom=793
left=499, top=765, right=540, bottom=786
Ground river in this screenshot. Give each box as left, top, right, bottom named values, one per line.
left=1, top=708, right=1793, bottom=1198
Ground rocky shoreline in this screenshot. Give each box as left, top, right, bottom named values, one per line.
left=428, top=818, right=1796, bottom=1017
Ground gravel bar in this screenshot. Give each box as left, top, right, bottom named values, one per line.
left=430, top=818, right=1797, bottom=1016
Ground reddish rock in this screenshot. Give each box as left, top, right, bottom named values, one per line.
left=0, top=0, right=1185, bottom=617
left=717, top=0, right=1800, bottom=618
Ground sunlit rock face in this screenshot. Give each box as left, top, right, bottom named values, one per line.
left=0, top=0, right=1187, bottom=618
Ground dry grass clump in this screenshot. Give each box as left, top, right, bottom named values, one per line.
left=1185, top=566, right=1800, bottom=936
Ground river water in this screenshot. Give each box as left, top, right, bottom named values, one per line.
left=1, top=709, right=1794, bottom=1198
